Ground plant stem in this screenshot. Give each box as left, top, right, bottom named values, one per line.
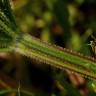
left=13, top=33, right=96, bottom=80
left=0, top=89, right=34, bottom=96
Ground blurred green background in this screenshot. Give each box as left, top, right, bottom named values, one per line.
left=0, top=0, right=96, bottom=96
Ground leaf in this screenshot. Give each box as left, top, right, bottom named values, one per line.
left=53, top=0, right=71, bottom=42
left=0, top=0, right=19, bottom=51
left=0, top=0, right=17, bottom=31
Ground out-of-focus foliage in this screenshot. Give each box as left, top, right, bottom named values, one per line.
left=0, top=0, right=96, bottom=96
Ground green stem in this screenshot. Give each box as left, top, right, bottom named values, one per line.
left=13, top=33, right=96, bottom=80
left=0, top=89, right=34, bottom=96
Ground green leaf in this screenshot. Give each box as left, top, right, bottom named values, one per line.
left=53, top=0, right=71, bottom=42
left=0, top=0, right=17, bottom=31
left=0, top=0, right=19, bottom=51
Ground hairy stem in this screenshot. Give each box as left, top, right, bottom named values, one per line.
left=13, top=33, right=96, bottom=80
